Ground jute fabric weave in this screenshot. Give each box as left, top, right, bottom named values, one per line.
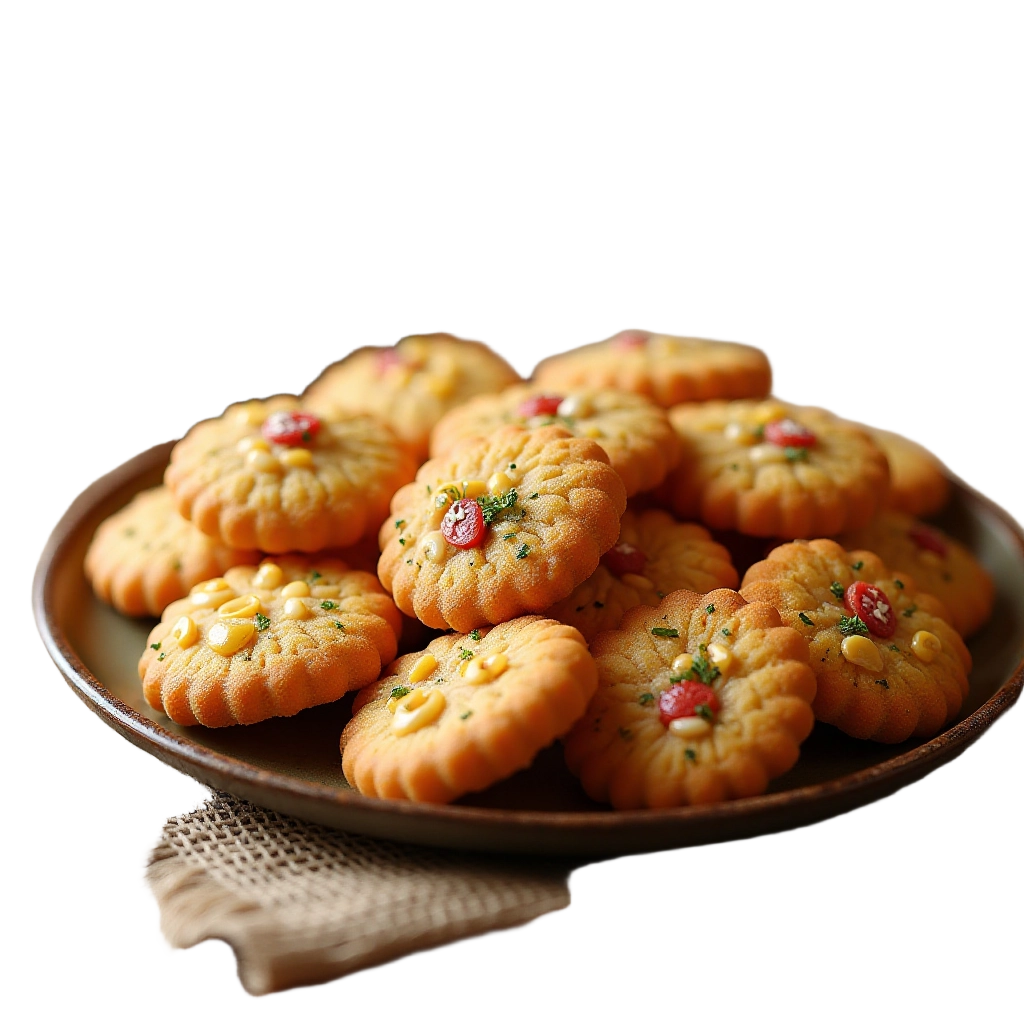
left=147, top=793, right=572, bottom=994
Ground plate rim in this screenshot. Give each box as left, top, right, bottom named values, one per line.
left=33, top=441, right=1024, bottom=847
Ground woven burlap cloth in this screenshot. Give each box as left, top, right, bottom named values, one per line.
left=147, top=792, right=573, bottom=994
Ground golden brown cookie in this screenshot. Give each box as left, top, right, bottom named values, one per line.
left=429, top=385, right=681, bottom=497
left=839, top=511, right=994, bottom=638
left=659, top=399, right=890, bottom=538
left=864, top=426, right=951, bottom=517
left=164, top=396, right=416, bottom=553
left=139, top=557, right=402, bottom=728
left=304, top=333, right=521, bottom=460
left=341, top=617, right=596, bottom=803
left=84, top=486, right=260, bottom=617
left=532, top=329, right=772, bottom=408
left=379, top=425, right=627, bottom=632
left=547, top=509, right=738, bottom=641
left=740, top=539, right=971, bottom=743
left=562, top=589, right=816, bottom=809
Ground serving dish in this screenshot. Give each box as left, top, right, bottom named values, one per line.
left=34, top=441, right=1024, bottom=857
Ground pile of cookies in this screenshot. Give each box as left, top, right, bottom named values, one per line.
left=85, top=329, right=994, bottom=809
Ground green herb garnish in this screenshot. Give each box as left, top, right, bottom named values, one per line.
left=894, top=579, right=904, bottom=589
left=695, top=703, right=715, bottom=722
left=320, top=600, right=337, bottom=610
left=784, top=446, right=808, bottom=462
left=830, top=582, right=845, bottom=600
left=150, top=642, right=161, bottom=651
left=516, top=543, right=530, bottom=559
left=157, top=652, right=166, bottom=661
left=255, top=613, right=271, bottom=631
left=476, top=487, right=519, bottom=525
left=799, top=612, right=815, bottom=626
left=460, top=710, right=473, bottom=720
left=458, top=647, right=474, bottom=660
left=333, top=621, right=345, bottom=630
left=903, top=604, right=917, bottom=618
left=651, top=627, right=679, bottom=638
left=705, top=604, right=715, bottom=614
left=838, top=614, right=869, bottom=636
left=721, top=628, right=731, bottom=636
left=851, top=560, right=864, bottom=571
left=529, top=492, right=539, bottom=500
left=638, top=693, right=655, bottom=706
left=684, top=653, right=720, bottom=686
left=390, top=685, right=411, bottom=700
left=684, top=749, right=697, bottom=762
left=468, top=629, right=481, bottom=642
left=889, top=644, right=900, bottom=652
left=395, top=519, right=405, bottom=529
left=309, top=570, right=322, bottom=582
left=398, top=538, right=406, bottom=546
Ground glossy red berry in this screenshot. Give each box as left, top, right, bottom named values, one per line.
left=764, top=418, right=816, bottom=448
left=844, top=581, right=896, bottom=638
left=261, top=411, right=321, bottom=447
left=601, top=542, right=647, bottom=577
left=440, top=498, right=486, bottom=549
left=658, top=680, right=720, bottom=726
left=908, top=523, right=948, bottom=557
left=517, top=395, right=564, bottom=418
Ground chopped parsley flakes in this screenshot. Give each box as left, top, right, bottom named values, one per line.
left=903, top=604, right=917, bottom=618
left=333, top=621, right=345, bottom=630
left=255, top=613, right=271, bottom=631
left=468, top=629, right=481, bottom=641
left=390, top=685, right=411, bottom=700
left=838, top=614, right=869, bottom=637
left=460, top=710, right=473, bottom=720
left=476, top=487, right=519, bottom=525
left=320, top=600, right=337, bottom=610
left=458, top=647, right=474, bottom=660
left=638, top=692, right=655, bottom=706
left=395, top=519, right=405, bottom=530
left=157, top=652, right=166, bottom=661
left=651, top=626, right=679, bottom=638
left=721, top=628, right=731, bottom=636
left=684, top=749, right=697, bottom=762
left=799, top=612, right=815, bottom=626
left=515, top=543, right=530, bottom=559
left=784, top=446, right=808, bottom=462
left=830, top=581, right=845, bottom=600
left=150, top=642, right=161, bottom=651
left=894, top=579, right=904, bottom=589
left=851, top=561, right=864, bottom=571
left=680, top=652, right=720, bottom=686
left=705, top=604, right=715, bottom=614
left=695, top=703, right=715, bottom=722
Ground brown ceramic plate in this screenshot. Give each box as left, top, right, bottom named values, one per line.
left=34, top=442, right=1024, bottom=857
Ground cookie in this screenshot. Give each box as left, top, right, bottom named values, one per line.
left=864, top=426, right=951, bottom=517
left=341, top=617, right=596, bottom=803
left=139, top=557, right=402, bottom=728
left=659, top=399, right=890, bottom=537
left=547, top=508, right=738, bottom=641
left=379, top=425, right=627, bottom=632
left=562, top=589, right=816, bottom=809
left=164, top=396, right=416, bottom=553
left=429, top=385, right=681, bottom=497
left=839, top=511, right=994, bottom=638
left=532, top=329, right=772, bottom=408
left=84, top=486, right=260, bottom=617
left=740, top=539, right=971, bottom=743
left=304, top=333, right=521, bottom=460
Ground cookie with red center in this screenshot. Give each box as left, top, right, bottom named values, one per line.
left=84, top=486, right=260, bottom=617
left=839, top=510, right=994, bottom=637
left=139, top=557, right=402, bottom=728
left=379, top=425, right=627, bottom=632
left=429, top=384, right=682, bottom=497
left=303, top=333, right=521, bottom=460
left=532, top=330, right=772, bottom=408
left=341, top=617, right=596, bottom=803
left=863, top=426, right=951, bottom=517
left=164, top=396, right=416, bottom=553
left=657, top=399, right=890, bottom=538
left=546, top=508, right=738, bottom=641
left=740, top=539, right=971, bottom=743
left=562, top=589, right=816, bottom=809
